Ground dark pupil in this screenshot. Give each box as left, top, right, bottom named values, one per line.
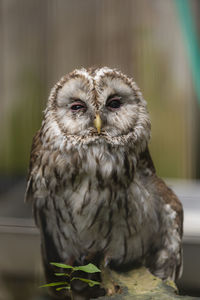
left=108, top=100, right=121, bottom=108
left=71, top=104, right=84, bottom=110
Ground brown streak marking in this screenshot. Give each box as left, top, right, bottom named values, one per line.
left=102, top=235, right=112, bottom=251
left=57, top=208, right=66, bottom=223
left=54, top=167, right=60, bottom=180
left=124, top=194, right=132, bottom=236
left=88, top=201, right=104, bottom=229
left=96, top=169, right=104, bottom=187
left=124, top=155, right=131, bottom=179
left=51, top=197, right=65, bottom=250
left=88, top=180, right=92, bottom=192
left=108, top=188, right=113, bottom=207
left=68, top=210, right=77, bottom=232
left=104, top=210, right=113, bottom=238
left=79, top=193, right=90, bottom=215
left=112, top=170, right=118, bottom=185
left=71, top=151, right=80, bottom=168
left=88, top=240, right=96, bottom=250
left=91, top=78, right=99, bottom=108
left=122, top=235, right=127, bottom=263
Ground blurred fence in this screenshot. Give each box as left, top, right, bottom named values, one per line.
left=0, top=2, right=200, bottom=299
left=0, top=0, right=200, bottom=178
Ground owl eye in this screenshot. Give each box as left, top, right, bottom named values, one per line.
left=106, top=95, right=122, bottom=110
left=70, top=101, right=86, bottom=111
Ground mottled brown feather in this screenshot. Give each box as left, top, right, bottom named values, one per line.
left=138, top=147, right=183, bottom=237
left=25, top=130, right=42, bottom=202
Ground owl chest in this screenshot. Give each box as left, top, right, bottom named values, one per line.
left=56, top=176, right=158, bottom=264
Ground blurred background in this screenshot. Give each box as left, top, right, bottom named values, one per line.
left=0, top=0, right=200, bottom=299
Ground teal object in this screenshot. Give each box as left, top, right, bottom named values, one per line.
left=175, top=0, right=200, bottom=106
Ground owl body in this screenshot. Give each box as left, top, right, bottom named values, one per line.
left=26, top=67, right=183, bottom=295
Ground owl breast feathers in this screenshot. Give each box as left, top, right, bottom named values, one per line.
left=25, top=67, right=183, bottom=292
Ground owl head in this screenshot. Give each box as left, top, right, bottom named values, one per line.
left=42, top=67, right=151, bottom=154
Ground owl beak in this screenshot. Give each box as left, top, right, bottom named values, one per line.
left=94, top=113, right=102, bottom=134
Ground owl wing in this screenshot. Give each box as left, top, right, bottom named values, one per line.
left=25, top=130, right=42, bottom=203
left=25, top=130, right=67, bottom=283
left=138, top=147, right=183, bottom=280
left=138, top=147, right=183, bottom=236
left=138, top=146, right=156, bottom=174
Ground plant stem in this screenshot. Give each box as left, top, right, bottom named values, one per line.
left=69, top=287, right=74, bottom=300
left=69, top=269, right=74, bottom=300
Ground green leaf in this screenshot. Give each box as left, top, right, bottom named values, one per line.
left=40, top=281, right=68, bottom=288
left=50, top=262, right=73, bottom=269
left=72, top=277, right=100, bottom=287
left=54, top=273, right=70, bottom=277
left=73, top=263, right=101, bottom=273
left=56, top=286, right=71, bottom=291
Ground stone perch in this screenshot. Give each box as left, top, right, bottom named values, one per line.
left=95, top=266, right=198, bottom=300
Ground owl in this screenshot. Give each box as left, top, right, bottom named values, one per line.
left=25, top=67, right=183, bottom=299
